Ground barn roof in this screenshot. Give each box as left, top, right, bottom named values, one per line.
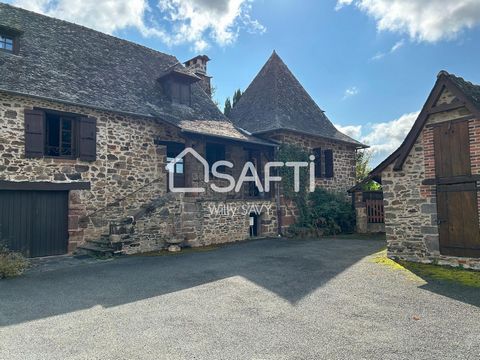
left=229, top=51, right=365, bottom=147
left=0, top=4, right=274, bottom=146
left=370, top=71, right=480, bottom=176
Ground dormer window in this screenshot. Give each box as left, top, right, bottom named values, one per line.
left=0, top=34, right=14, bottom=52
left=0, top=26, right=21, bottom=55
left=170, top=82, right=191, bottom=105
left=158, top=65, right=201, bottom=107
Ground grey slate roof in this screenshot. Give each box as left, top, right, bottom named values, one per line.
left=178, top=120, right=276, bottom=146
left=447, top=72, right=480, bottom=110
left=229, top=52, right=365, bottom=147
left=0, top=4, right=274, bottom=146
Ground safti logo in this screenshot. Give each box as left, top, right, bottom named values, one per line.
left=165, top=147, right=317, bottom=193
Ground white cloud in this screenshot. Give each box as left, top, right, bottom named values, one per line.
left=343, top=86, right=359, bottom=99
left=361, top=111, right=419, bottom=161
left=334, top=124, right=363, bottom=139
left=370, top=38, right=405, bottom=61
left=335, top=0, right=353, bottom=11
left=11, top=0, right=264, bottom=51
left=390, top=39, right=404, bottom=52
left=336, top=111, right=419, bottom=166
left=337, top=0, right=480, bottom=42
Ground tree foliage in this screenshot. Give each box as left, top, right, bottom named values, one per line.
left=355, top=149, right=381, bottom=191
left=232, top=89, right=243, bottom=107
left=224, top=97, right=232, bottom=117
left=224, top=89, right=242, bottom=117
left=277, top=144, right=310, bottom=226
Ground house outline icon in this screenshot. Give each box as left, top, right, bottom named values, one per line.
left=165, top=147, right=210, bottom=193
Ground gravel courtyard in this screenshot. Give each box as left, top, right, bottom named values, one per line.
left=0, top=237, right=479, bottom=360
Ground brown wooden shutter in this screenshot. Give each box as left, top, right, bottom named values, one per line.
left=313, top=148, right=322, bottom=178
left=78, top=117, right=97, bottom=161
left=24, top=109, right=45, bottom=158
left=324, top=149, right=334, bottom=178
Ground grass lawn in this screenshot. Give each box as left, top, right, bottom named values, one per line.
left=371, top=250, right=480, bottom=288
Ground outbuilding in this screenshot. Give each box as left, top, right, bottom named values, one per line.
left=371, top=71, right=480, bottom=270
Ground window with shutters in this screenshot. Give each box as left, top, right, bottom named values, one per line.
left=312, top=148, right=334, bottom=178
left=324, top=149, right=334, bottom=178
left=171, top=82, right=191, bottom=105
left=24, top=109, right=97, bottom=161
left=313, top=148, right=322, bottom=178
left=45, top=113, right=76, bottom=157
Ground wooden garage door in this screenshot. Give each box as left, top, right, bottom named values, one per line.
left=437, top=183, right=480, bottom=258
left=434, top=120, right=480, bottom=258
left=0, top=191, right=68, bottom=257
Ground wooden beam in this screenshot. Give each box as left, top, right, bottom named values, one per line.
left=425, top=115, right=475, bottom=128
left=428, top=100, right=466, bottom=114
left=392, top=81, right=447, bottom=171
left=0, top=181, right=91, bottom=191
left=422, top=175, right=480, bottom=186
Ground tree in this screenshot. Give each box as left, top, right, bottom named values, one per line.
left=210, top=85, right=220, bottom=108
left=355, top=149, right=381, bottom=191
left=232, top=89, right=243, bottom=107
left=224, top=97, right=232, bottom=117
left=356, top=149, right=372, bottom=183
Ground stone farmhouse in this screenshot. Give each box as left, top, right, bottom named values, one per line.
left=0, top=4, right=363, bottom=258
left=370, top=71, right=480, bottom=270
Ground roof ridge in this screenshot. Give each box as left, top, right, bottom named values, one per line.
left=229, top=52, right=365, bottom=147
left=0, top=2, right=177, bottom=62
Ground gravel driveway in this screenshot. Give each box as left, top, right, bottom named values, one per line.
left=0, top=237, right=479, bottom=360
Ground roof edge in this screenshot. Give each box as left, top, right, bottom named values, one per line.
left=253, top=128, right=368, bottom=148
left=370, top=71, right=480, bottom=175
left=0, top=88, right=183, bottom=129
left=180, top=128, right=278, bottom=147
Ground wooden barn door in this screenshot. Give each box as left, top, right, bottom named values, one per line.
left=434, top=121, right=480, bottom=258
left=0, top=190, right=69, bottom=257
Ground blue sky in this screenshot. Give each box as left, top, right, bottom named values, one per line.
left=6, top=0, right=480, bottom=165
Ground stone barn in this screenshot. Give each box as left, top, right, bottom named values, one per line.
left=370, top=71, right=480, bottom=270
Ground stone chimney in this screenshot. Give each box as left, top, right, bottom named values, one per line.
left=184, top=55, right=212, bottom=96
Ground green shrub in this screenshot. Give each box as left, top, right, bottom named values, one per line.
left=307, top=188, right=356, bottom=235
left=0, top=245, right=29, bottom=279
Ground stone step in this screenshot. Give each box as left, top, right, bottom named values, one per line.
left=76, top=243, right=119, bottom=258
left=86, top=238, right=112, bottom=248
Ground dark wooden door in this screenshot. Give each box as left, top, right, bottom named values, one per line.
left=0, top=191, right=69, bottom=257
left=434, top=120, right=480, bottom=258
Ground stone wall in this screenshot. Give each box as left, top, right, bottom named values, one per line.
left=267, top=130, right=357, bottom=193
left=121, top=196, right=278, bottom=254
left=267, top=130, right=357, bottom=233
left=0, top=91, right=279, bottom=254
left=0, top=91, right=183, bottom=250
left=381, top=89, right=480, bottom=270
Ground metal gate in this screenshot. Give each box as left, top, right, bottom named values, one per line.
left=0, top=190, right=69, bottom=257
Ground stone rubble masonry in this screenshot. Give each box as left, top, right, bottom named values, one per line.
left=0, top=91, right=278, bottom=254
left=381, top=88, right=480, bottom=270
left=267, top=130, right=357, bottom=193
left=267, top=130, right=357, bottom=233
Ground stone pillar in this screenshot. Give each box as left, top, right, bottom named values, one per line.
left=354, top=190, right=368, bottom=234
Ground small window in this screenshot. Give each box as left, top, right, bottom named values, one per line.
left=170, top=82, right=191, bottom=105
left=45, top=113, right=76, bottom=157
left=166, top=143, right=185, bottom=174
left=206, top=143, right=226, bottom=172
left=0, top=34, right=15, bottom=53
